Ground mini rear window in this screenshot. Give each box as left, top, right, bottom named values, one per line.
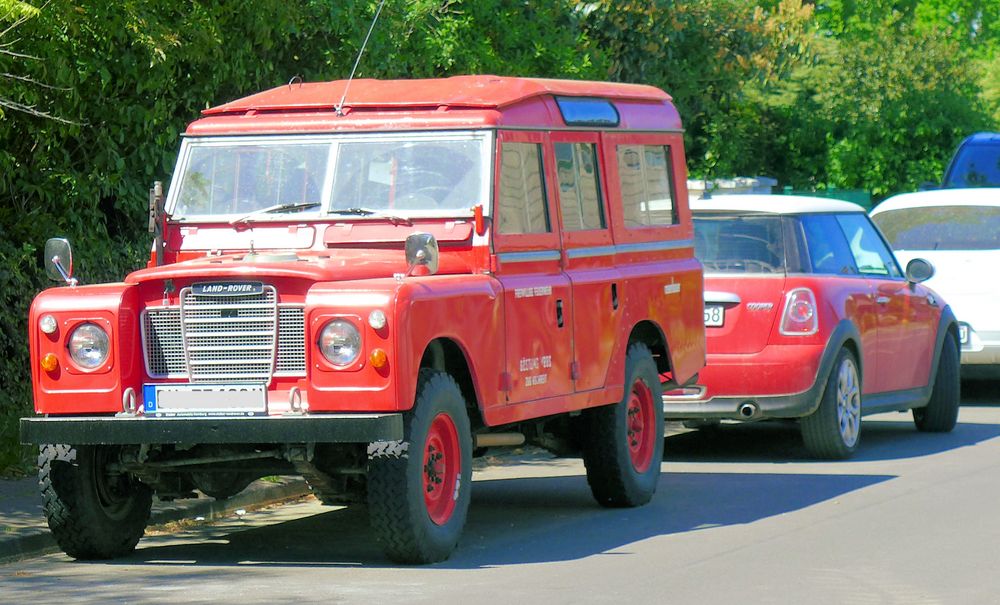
left=554, top=97, right=620, bottom=127
left=694, top=215, right=785, bottom=274
left=872, top=205, right=1000, bottom=250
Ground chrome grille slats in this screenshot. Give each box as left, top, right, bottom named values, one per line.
left=141, top=286, right=306, bottom=381
left=276, top=306, right=306, bottom=375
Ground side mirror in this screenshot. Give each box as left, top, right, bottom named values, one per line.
left=44, top=238, right=76, bottom=285
left=905, top=258, right=934, bottom=284
left=404, top=232, right=439, bottom=276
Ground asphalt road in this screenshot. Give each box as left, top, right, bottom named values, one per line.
left=4, top=381, right=1000, bottom=605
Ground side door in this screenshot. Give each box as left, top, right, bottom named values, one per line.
left=548, top=132, right=621, bottom=392
left=798, top=213, right=879, bottom=391
left=492, top=132, right=575, bottom=404
left=835, top=213, right=938, bottom=392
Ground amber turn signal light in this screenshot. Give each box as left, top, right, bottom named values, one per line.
left=369, top=348, right=388, bottom=369
left=40, top=353, right=59, bottom=372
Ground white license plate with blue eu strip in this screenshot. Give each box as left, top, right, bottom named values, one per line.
left=143, top=384, right=267, bottom=417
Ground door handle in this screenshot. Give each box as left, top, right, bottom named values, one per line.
left=556, top=299, right=564, bottom=328
left=876, top=296, right=891, bottom=305
left=611, top=283, right=619, bottom=310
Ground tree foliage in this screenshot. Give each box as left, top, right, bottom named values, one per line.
left=1, top=0, right=998, bottom=473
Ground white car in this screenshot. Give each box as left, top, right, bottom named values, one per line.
left=871, top=189, right=1000, bottom=378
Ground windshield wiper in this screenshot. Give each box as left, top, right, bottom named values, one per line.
left=329, top=207, right=413, bottom=226
left=231, top=202, right=321, bottom=225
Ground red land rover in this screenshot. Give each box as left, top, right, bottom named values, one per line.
left=21, top=76, right=705, bottom=563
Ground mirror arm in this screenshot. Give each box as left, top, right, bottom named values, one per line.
left=50, top=255, right=77, bottom=287
left=149, top=181, right=165, bottom=266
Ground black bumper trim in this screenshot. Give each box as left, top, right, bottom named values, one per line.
left=20, top=413, right=404, bottom=445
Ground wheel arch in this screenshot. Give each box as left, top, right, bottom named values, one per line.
left=627, top=320, right=672, bottom=379
left=418, top=337, right=485, bottom=430
left=928, top=305, right=960, bottom=391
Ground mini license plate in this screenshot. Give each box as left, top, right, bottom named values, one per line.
left=143, top=383, right=267, bottom=417
left=704, top=304, right=725, bottom=327
left=959, top=323, right=970, bottom=345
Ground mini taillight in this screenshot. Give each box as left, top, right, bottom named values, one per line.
left=780, top=288, right=818, bottom=336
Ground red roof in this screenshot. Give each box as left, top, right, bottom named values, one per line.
left=202, top=75, right=671, bottom=115
left=186, top=75, right=681, bottom=135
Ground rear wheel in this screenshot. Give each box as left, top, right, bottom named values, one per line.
left=579, top=343, right=665, bottom=507
left=39, top=444, right=152, bottom=560
left=914, top=333, right=960, bottom=432
left=801, top=348, right=861, bottom=460
left=367, top=369, right=472, bottom=564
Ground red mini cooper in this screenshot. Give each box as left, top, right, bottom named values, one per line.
left=663, top=195, right=960, bottom=459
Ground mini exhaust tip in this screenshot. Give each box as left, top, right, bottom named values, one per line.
left=738, top=402, right=759, bottom=419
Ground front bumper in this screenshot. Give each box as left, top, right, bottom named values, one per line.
left=20, top=413, right=404, bottom=445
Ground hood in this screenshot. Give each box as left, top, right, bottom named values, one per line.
left=893, top=249, right=1000, bottom=330
left=126, top=247, right=472, bottom=285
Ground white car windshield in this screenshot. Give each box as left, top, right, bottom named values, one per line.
left=168, top=133, right=490, bottom=220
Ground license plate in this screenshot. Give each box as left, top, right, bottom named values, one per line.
left=959, top=323, right=970, bottom=345
left=143, top=384, right=267, bottom=417
left=704, top=304, right=725, bottom=327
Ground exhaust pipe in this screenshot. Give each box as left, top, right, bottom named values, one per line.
left=738, top=402, right=759, bottom=420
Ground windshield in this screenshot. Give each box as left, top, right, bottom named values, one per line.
left=694, top=214, right=786, bottom=274
left=944, top=143, right=1000, bottom=188
left=872, top=205, right=1000, bottom=250
left=168, top=133, right=491, bottom=220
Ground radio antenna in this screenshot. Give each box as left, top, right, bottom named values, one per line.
left=335, top=0, right=387, bottom=116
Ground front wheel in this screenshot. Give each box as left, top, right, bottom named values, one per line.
left=579, top=343, right=665, bottom=507
left=913, top=333, right=960, bottom=432
left=39, top=444, right=152, bottom=560
left=800, top=348, right=862, bottom=460
left=367, top=369, right=472, bottom=564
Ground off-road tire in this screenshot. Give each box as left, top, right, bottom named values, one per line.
left=367, top=369, right=472, bottom=564
left=914, top=333, right=960, bottom=432
left=801, top=348, right=862, bottom=460
left=579, top=343, right=664, bottom=508
left=39, top=444, right=152, bottom=560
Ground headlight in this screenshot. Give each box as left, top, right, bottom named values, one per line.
left=318, top=319, right=361, bottom=366
left=68, top=323, right=110, bottom=369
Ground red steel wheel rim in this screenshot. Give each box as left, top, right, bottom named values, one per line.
left=423, top=412, right=461, bottom=525
left=627, top=379, right=656, bottom=473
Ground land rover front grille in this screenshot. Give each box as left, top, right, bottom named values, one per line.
left=142, top=286, right=306, bottom=382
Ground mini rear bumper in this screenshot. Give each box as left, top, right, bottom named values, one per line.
left=663, top=324, right=857, bottom=421
left=20, top=413, right=404, bottom=445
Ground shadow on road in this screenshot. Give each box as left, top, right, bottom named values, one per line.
left=960, top=379, right=1000, bottom=405
left=71, top=469, right=890, bottom=571
left=666, top=416, right=1000, bottom=463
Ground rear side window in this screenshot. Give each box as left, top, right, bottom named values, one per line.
left=798, top=214, right=858, bottom=275
left=944, top=143, right=1000, bottom=188
left=555, top=142, right=605, bottom=231
left=497, top=142, right=550, bottom=234
left=617, top=145, right=676, bottom=227
left=694, top=214, right=785, bottom=274
left=872, top=205, right=1000, bottom=251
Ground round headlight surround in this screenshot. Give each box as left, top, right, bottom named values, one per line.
left=68, top=322, right=110, bottom=369
left=318, top=319, right=362, bottom=367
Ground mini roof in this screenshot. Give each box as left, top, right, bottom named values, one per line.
left=203, top=75, right=670, bottom=115
left=691, top=194, right=866, bottom=215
